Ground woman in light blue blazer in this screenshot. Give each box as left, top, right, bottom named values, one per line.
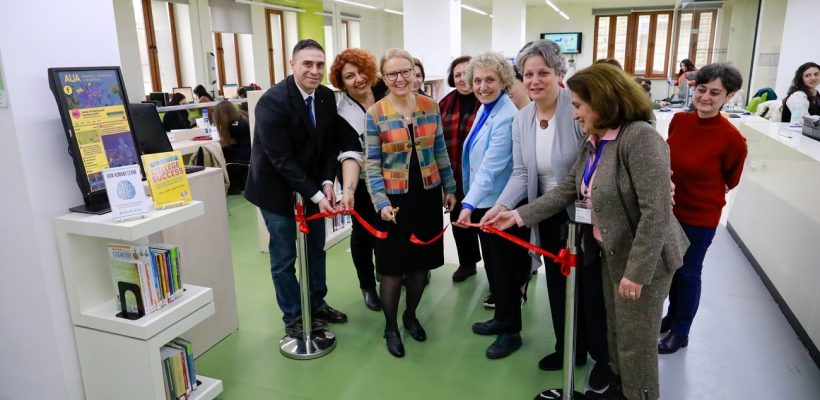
left=454, top=52, right=531, bottom=360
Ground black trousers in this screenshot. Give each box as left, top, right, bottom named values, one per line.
left=473, top=208, right=531, bottom=333
left=448, top=191, right=482, bottom=268
left=350, top=181, right=377, bottom=290
left=539, top=212, right=609, bottom=363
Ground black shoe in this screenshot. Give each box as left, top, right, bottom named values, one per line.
left=384, top=330, right=405, bottom=358
left=452, top=264, right=477, bottom=282
left=586, top=373, right=624, bottom=399
left=587, top=361, right=612, bottom=393
left=471, top=319, right=505, bottom=336
left=486, top=333, right=522, bottom=359
left=284, top=318, right=327, bottom=337
left=312, top=303, right=348, bottom=323
left=660, top=315, right=672, bottom=334
left=362, top=288, right=382, bottom=311
left=402, top=311, right=427, bottom=342
left=538, top=351, right=587, bottom=371
left=658, top=332, right=688, bottom=354
left=482, top=293, right=495, bottom=309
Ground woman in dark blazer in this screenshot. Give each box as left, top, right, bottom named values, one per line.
left=489, top=63, right=688, bottom=400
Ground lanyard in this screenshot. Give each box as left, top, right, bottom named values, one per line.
left=582, top=140, right=608, bottom=187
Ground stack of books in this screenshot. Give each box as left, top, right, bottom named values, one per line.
left=160, top=338, right=198, bottom=400
left=107, top=243, right=184, bottom=316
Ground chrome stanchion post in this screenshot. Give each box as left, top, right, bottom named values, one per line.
left=534, top=221, right=584, bottom=400
left=279, top=193, right=336, bottom=359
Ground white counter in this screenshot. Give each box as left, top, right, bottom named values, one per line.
left=727, top=120, right=820, bottom=357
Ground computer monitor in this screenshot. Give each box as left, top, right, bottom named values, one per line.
left=222, top=84, right=239, bottom=99
left=172, top=87, right=194, bottom=104
left=48, top=66, right=143, bottom=214
left=539, top=32, right=582, bottom=54
left=148, top=92, right=168, bottom=107
left=128, top=102, right=205, bottom=175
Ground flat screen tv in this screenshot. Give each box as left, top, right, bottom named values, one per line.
left=48, top=66, right=143, bottom=214
left=540, top=32, right=582, bottom=54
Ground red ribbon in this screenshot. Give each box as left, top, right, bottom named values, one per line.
left=294, top=203, right=388, bottom=239
left=456, top=222, right=577, bottom=277
left=409, top=224, right=450, bottom=245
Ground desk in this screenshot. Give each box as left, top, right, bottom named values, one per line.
left=652, top=109, right=765, bottom=138
left=172, top=138, right=219, bottom=156
left=726, top=121, right=820, bottom=358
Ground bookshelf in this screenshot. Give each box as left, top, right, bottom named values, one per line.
left=54, top=201, right=222, bottom=399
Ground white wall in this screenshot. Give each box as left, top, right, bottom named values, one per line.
left=113, top=0, right=145, bottom=102
left=461, top=10, right=492, bottom=58
left=249, top=4, right=270, bottom=88
left=0, top=1, right=125, bottom=399
left=775, top=0, right=820, bottom=97
left=525, top=2, right=599, bottom=77
left=357, top=12, right=403, bottom=62
left=749, top=0, right=786, bottom=95
left=724, top=0, right=759, bottom=95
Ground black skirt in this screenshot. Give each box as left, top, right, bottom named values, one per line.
left=373, top=127, right=444, bottom=276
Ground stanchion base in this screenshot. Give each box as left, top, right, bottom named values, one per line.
left=279, top=329, right=336, bottom=360
left=533, top=389, right=585, bottom=400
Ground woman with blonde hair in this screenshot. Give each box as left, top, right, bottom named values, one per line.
left=365, top=48, right=457, bottom=357
left=488, top=63, right=688, bottom=400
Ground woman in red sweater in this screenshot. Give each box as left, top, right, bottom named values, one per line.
left=662, top=63, right=748, bottom=354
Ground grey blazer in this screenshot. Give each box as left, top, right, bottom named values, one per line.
left=496, top=88, right=585, bottom=267
left=517, top=121, right=688, bottom=285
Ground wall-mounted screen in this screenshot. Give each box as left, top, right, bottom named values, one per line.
left=48, top=66, right=142, bottom=214
left=540, top=32, right=582, bottom=54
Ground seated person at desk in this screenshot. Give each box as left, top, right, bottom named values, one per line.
left=781, top=62, right=820, bottom=123
left=194, top=84, right=214, bottom=103
left=635, top=77, right=662, bottom=109
left=162, top=93, right=192, bottom=131
left=213, top=100, right=251, bottom=164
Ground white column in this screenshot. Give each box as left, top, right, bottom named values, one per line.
left=188, top=0, right=216, bottom=93
left=491, top=0, right=526, bottom=59
left=775, top=0, right=820, bottom=96
left=112, top=0, right=145, bottom=102
left=403, top=0, right=461, bottom=78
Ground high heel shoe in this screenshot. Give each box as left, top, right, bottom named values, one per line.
left=402, top=311, right=427, bottom=342
left=658, top=332, right=688, bottom=354
left=383, top=330, right=405, bottom=358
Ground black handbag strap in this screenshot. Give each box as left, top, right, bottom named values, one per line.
left=615, top=125, right=637, bottom=237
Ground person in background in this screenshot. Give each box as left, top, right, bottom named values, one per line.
left=508, top=65, right=531, bottom=110
left=488, top=63, right=688, bottom=400
left=365, top=48, right=457, bottom=358
left=439, top=55, right=483, bottom=283
left=781, top=61, right=820, bottom=123
left=194, top=84, right=214, bottom=103
left=455, top=51, right=529, bottom=359
left=213, top=100, right=251, bottom=164
left=162, top=92, right=192, bottom=131
left=330, top=48, right=387, bottom=312
left=595, top=58, right=623, bottom=70
left=480, top=40, right=610, bottom=395
left=676, top=59, right=698, bottom=89
left=412, top=57, right=427, bottom=95
left=661, top=64, right=748, bottom=354
left=635, top=78, right=661, bottom=109
left=244, top=39, right=348, bottom=338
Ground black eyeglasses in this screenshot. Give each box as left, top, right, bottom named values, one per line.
left=385, top=68, right=413, bottom=81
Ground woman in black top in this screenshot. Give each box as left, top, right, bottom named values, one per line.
left=213, top=100, right=251, bottom=164
left=161, top=93, right=191, bottom=131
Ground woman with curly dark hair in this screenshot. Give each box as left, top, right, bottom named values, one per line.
left=781, top=61, right=820, bottom=123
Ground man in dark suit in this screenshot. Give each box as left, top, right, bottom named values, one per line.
left=245, top=39, right=347, bottom=336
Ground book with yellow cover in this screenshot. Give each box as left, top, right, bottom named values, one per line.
left=141, top=151, right=192, bottom=209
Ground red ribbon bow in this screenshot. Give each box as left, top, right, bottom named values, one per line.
left=294, top=203, right=388, bottom=239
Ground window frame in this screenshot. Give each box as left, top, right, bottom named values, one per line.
left=137, top=0, right=183, bottom=93
left=593, top=11, right=673, bottom=78
left=672, top=9, right=718, bottom=67
left=265, top=8, right=287, bottom=85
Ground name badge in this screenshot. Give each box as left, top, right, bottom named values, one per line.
left=574, top=200, right=592, bottom=224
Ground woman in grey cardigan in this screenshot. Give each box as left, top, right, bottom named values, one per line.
left=480, top=39, right=610, bottom=393
left=489, top=63, right=688, bottom=400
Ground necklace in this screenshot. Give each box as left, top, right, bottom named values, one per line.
left=540, top=119, right=549, bottom=129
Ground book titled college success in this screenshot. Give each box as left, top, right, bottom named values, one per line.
left=140, top=151, right=192, bottom=209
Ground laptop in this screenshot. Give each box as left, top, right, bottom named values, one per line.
left=128, top=102, right=205, bottom=175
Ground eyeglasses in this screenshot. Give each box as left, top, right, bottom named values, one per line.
left=384, top=68, right=413, bottom=81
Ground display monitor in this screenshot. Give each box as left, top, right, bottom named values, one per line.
left=539, top=32, right=582, bottom=54
left=222, top=84, right=239, bottom=99
left=172, top=87, right=194, bottom=104
left=48, top=66, right=143, bottom=214
left=128, top=102, right=204, bottom=175
left=148, top=92, right=167, bottom=107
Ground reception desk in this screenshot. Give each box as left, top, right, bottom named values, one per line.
left=727, top=121, right=820, bottom=359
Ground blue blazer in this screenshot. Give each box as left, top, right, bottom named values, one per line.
left=461, top=93, right=517, bottom=209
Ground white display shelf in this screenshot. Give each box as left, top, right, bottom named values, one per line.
left=55, top=201, right=204, bottom=241
left=76, top=284, right=213, bottom=340
left=191, top=375, right=224, bottom=400
left=324, top=225, right=352, bottom=250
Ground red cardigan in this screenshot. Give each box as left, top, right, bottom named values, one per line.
left=667, top=112, right=748, bottom=228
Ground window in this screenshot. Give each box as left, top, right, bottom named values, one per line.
left=673, top=10, right=717, bottom=69
left=133, top=0, right=184, bottom=94
left=266, top=9, right=287, bottom=85
left=214, top=32, right=253, bottom=94
left=594, top=12, right=672, bottom=77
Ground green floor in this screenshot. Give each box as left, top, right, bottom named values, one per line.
left=197, top=196, right=592, bottom=399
